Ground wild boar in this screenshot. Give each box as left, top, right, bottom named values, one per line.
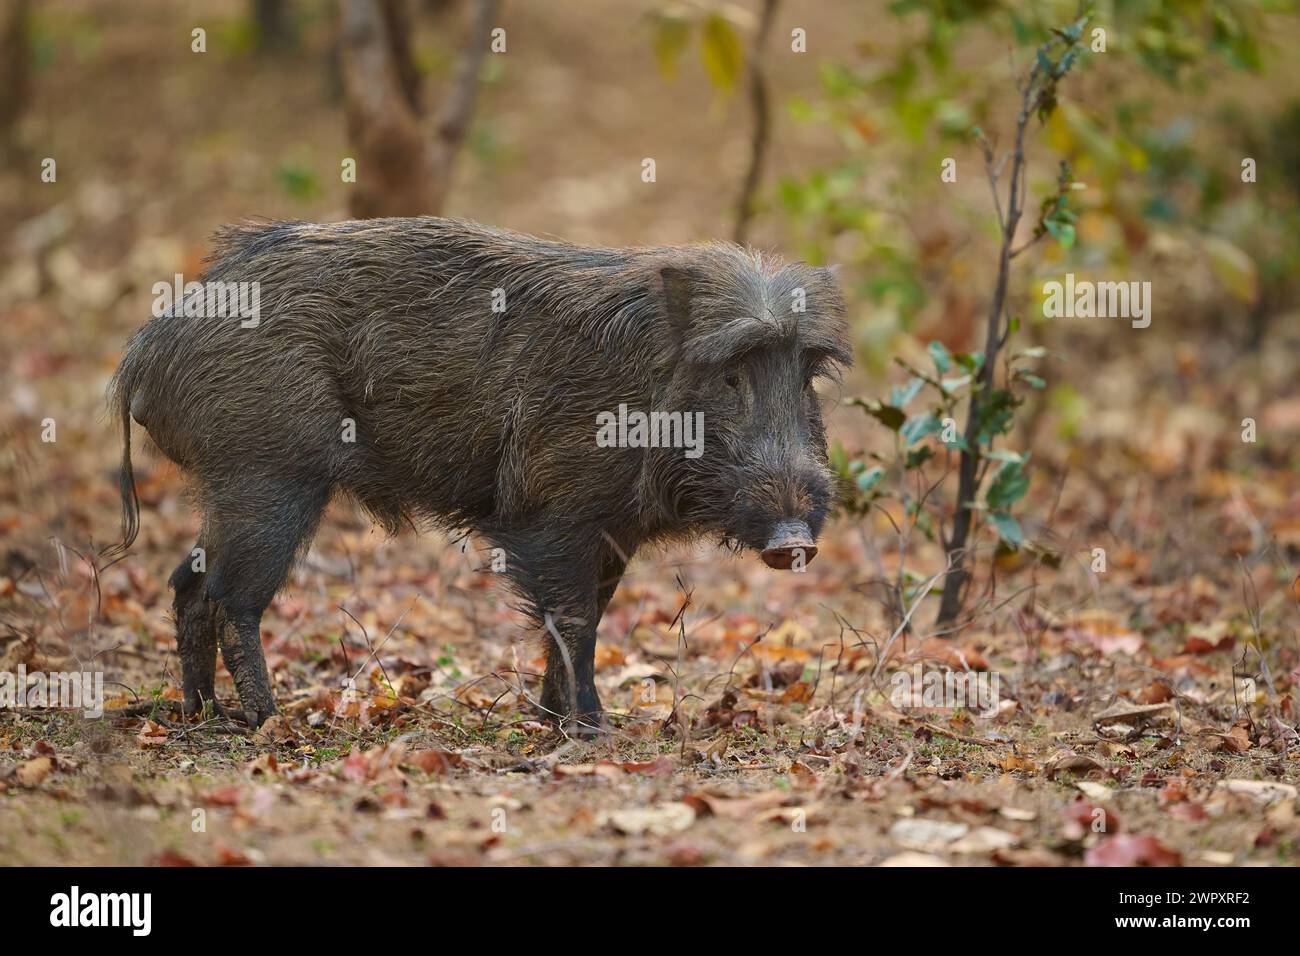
left=110, top=217, right=851, bottom=732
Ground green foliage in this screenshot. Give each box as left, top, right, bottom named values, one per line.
left=835, top=332, right=1044, bottom=549
left=700, top=13, right=745, bottom=93
left=778, top=0, right=1286, bottom=347
left=275, top=161, right=320, bottom=201
left=795, top=0, right=1293, bottom=574
left=649, top=5, right=747, bottom=96
left=1038, top=161, right=1080, bottom=249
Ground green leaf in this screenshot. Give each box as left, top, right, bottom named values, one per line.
left=850, top=398, right=906, bottom=432
left=984, top=449, right=1025, bottom=464
left=976, top=388, right=1020, bottom=443
left=901, top=413, right=943, bottom=446
left=990, top=511, right=1023, bottom=547
left=905, top=445, right=934, bottom=469
left=927, top=340, right=953, bottom=374
left=275, top=162, right=320, bottom=201
left=856, top=466, right=885, bottom=494
left=700, top=14, right=744, bottom=94
left=1044, top=218, right=1076, bottom=249
left=650, top=12, right=691, bottom=79
left=828, top=439, right=850, bottom=475
left=940, top=429, right=970, bottom=452
left=986, top=460, right=1030, bottom=510
left=892, top=376, right=925, bottom=408
left=1203, top=236, right=1259, bottom=305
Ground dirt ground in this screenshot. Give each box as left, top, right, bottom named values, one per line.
left=1, top=0, right=1298, bottom=867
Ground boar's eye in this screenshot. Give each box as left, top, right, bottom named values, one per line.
left=724, top=370, right=740, bottom=389
left=805, top=352, right=837, bottom=386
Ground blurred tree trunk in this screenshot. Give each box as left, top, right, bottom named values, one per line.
left=253, top=0, right=291, bottom=51
left=380, top=0, right=421, bottom=112
left=733, top=0, right=778, bottom=244
left=0, top=0, right=31, bottom=153
left=340, top=0, right=497, bottom=219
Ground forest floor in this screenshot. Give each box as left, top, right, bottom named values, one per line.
left=3, top=341, right=1298, bottom=866
left=1, top=0, right=1299, bottom=867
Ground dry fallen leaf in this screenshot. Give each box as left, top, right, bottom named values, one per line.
left=878, top=851, right=951, bottom=867
left=252, top=714, right=295, bottom=744
left=1062, top=799, right=1121, bottom=840
left=949, top=826, right=1018, bottom=854
left=1044, top=750, right=1105, bottom=779
left=599, top=802, right=696, bottom=837
left=888, top=818, right=969, bottom=852
left=1060, top=610, right=1144, bottom=655
left=1077, top=781, right=1115, bottom=801
left=1092, top=701, right=1171, bottom=726
left=246, top=752, right=279, bottom=776
left=998, top=753, right=1039, bottom=773
left=1217, top=779, right=1297, bottom=805
left=999, top=806, right=1037, bottom=822
left=1085, top=833, right=1181, bottom=867
left=136, top=720, right=169, bottom=748
left=16, top=756, right=52, bottom=788
left=403, top=750, right=465, bottom=775
left=682, top=788, right=789, bottom=819
left=779, top=681, right=814, bottom=705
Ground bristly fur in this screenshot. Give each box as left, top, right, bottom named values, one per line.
left=108, top=216, right=852, bottom=727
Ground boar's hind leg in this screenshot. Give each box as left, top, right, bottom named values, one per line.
left=204, top=479, right=331, bottom=727
left=170, top=546, right=219, bottom=717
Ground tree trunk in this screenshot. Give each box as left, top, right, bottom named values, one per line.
left=253, top=0, right=291, bottom=52
left=0, top=0, right=31, bottom=153
left=340, top=0, right=497, bottom=219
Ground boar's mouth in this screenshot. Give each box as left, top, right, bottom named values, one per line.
left=760, top=519, right=818, bottom=569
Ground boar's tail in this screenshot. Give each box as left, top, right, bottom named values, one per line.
left=105, top=367, right=141, bottom=558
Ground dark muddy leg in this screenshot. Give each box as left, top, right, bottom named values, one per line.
left=216, top=610, right=278, bottom=727
left=170, top=546, right=220, bottom=718
left=595, top=541, right=631, bottom=620
left=539, top=607, right=602, bottom=732
left=203, top=477, right=330, bottom=727
left=525, top=533, right=631, bottom=736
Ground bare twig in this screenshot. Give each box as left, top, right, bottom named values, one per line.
left=733, top=0, right=779, bottom=243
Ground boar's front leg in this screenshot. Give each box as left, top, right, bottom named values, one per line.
left=496, top=525, right=629, bottom=735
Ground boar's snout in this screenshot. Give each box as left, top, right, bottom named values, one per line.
left=761, top=519, right=818, bottom=569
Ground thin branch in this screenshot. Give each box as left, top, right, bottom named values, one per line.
left=733, top=0, right=779, bottom=244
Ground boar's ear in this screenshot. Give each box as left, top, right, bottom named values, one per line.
left=659, top=265, right=696, bottom=348
left=818, top=264, right=845, bottom=301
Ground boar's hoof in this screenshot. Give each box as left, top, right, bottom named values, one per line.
left=539, top=686, right=605, bottom=738
left=761, top=520, right=818, bottom=570
left=225, top=699, right=276, bottom=729
left=244, top=706, right=278, bottom=729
